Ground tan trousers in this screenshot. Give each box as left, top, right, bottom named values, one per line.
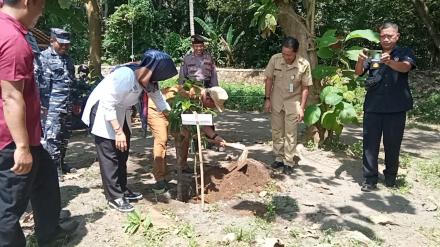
left=271, top=110, right=299, bottom=166
left=147, top=107, right=169, bottom=181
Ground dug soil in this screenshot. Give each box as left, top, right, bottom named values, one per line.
left=199, top=159, right=271, bottom=203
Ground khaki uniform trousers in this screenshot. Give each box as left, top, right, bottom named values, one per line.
left=147, top=107, right=169, bottom=181
left=271, top=109, right=299, bottom=166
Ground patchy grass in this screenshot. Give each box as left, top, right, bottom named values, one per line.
left=347, top=140, right=363, bottom=159
left=177, top=222, right=199, bottom=247
left=388, top=174, right=412, bottom=195
left=399, top=152, right=413, bottom=169
left=416, top=154, right=440, bottom=188
left=418, top=226, right=440, bottom=246
left=124, top=210, right=169, bottom=247
left=223, top=218, right=272, bottom=245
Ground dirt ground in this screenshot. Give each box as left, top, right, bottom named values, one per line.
left=34, top=110, right=440, bottom=247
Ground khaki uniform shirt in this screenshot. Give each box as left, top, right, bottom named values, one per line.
left=264, top=53, right=313, bottom=115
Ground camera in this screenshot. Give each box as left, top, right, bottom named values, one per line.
left=363, top=49, right=382, bottom=69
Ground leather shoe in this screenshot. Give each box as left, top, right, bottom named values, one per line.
left=39, top=220, right=79, bottom=247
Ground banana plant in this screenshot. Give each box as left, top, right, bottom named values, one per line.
left=304, top=29, right=380, bottom=142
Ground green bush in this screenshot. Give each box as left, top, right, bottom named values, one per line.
left=409, top=92, right=440, bottom=124
left=220, top=82, right=264, bottom=111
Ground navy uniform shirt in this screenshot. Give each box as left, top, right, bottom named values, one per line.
left=178, top=52, right=218, bottom=88
left=40, top=46, right=76, bottom=113
left=363, top=47, right=416, bottom=113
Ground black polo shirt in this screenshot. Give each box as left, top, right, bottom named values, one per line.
left=363, top=47, right=416, bottom=113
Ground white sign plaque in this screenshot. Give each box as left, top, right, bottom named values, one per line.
left=181, top=113, right=213, bottom=126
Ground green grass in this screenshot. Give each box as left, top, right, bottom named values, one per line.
left=416, top=154, right=440, bottom=188
left=409, top=92, right=440, bottom=124
left=159, top=79, right=264, bottom=112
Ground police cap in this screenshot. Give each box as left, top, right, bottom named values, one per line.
left=191, top=34, right=206, bottom=44
left=50, top=28, right=71, bottom=44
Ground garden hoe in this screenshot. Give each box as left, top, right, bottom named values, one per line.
left=222, top=142, right=249, bottom=172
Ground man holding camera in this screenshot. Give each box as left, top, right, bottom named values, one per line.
left=355, top=23, right=416, bottom=192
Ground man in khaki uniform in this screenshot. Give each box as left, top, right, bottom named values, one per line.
left=264, top=36, right=313, bottom=174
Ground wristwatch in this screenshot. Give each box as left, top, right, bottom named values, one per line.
left=264, top=96, right=270, bottom=100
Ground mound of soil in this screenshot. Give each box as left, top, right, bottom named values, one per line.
left=195, top=159, right=271, bottom=203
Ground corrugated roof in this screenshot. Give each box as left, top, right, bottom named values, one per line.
left=31, top=28, right=50, bottom=49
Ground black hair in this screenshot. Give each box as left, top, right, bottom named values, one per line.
left=379, top=22, right=399, bottom=32
left=282, top=36, right=299, bottom=52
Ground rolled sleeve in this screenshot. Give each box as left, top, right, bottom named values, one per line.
left=401, top=49, right=416, bottom=70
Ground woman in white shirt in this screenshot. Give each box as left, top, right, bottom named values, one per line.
left=82, top=50, right=177, bottom=212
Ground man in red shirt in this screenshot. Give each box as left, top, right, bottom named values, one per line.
left=0, top=1, right=78, bottom=246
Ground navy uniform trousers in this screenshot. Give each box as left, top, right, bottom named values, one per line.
left=363, top=111, right=406, bottom=185
left=0, top=143, right=60, bottom=247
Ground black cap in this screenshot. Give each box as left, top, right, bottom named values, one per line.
left=50, top=28, right=70, bottom=44
left=191, top=34, right=206, bottom=44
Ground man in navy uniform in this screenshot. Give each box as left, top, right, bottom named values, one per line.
left=178, top=34, right=218, bottom=88
left=355, top=22, right=416, bottom=192
left=40, top=28, right=77, bottom=175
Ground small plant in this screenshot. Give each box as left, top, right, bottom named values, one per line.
left=177, top=222, right=199, bottom=247
left=391, top=174, right=412, bottom=194
left=289, top=227, right=302, bottom=239
left=262, top=182, right=278, bottom=221
left=347, top=140, right=363, bottom=159
left=305, top=139, right=318, bottom=151
left=124, top=210, right=152, bottom=235
left=399, top=152, right=412, bottom=169
left=223, top=226, right=257, bottom=244
left=320, top=228, right=336, bottom=244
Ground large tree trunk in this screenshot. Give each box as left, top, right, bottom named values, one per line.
left=275, top=0, right=322, bottom=143
left=86, top=0, right=102, bottom=79
left=274, top=0, right=317, bottom=69
left=411, top=0, right=440, bottom=67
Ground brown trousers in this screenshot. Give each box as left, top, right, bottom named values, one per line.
left=148, top=107, right=169, bottom=181
left=271, top=110, right=299, bottom=166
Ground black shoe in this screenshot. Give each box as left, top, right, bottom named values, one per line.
left=384, top=177, right=397, bottom=188
left=39, top=220, right=79, bottom=247
left=123, top=189, right=143, bottom=201
left=385, top=181, right=397, bottom=188
left=283, top=165, right=294, bottom=175
left=361, top=183, right=378, bottom=192
left=152, top=180, right=168, bottom=194
left=108, top=198, right=134, bottom=212
left=62, top=164, right=77, bottom=173
left=59, top=209, right=71, bottom=223
left=271, top=161, right=284, bottom=169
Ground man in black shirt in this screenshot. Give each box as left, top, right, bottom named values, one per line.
left=355, top=22, right=416, bottom=192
